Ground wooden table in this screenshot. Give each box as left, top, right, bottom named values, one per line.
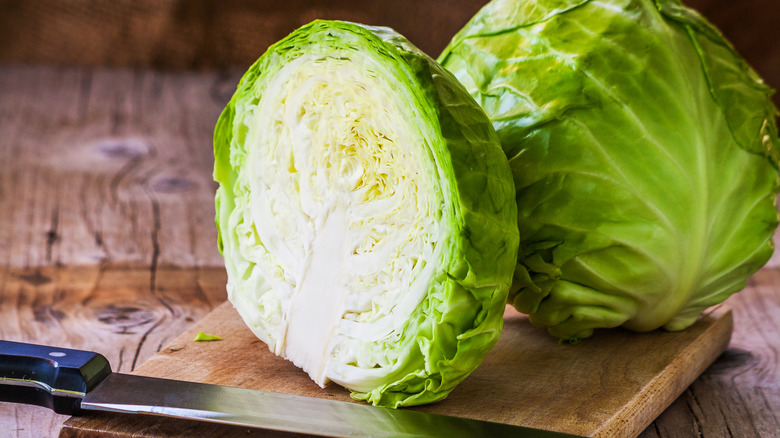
left=1, top=64, right=778, bottom=437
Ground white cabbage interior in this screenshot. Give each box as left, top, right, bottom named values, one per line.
left=230, top=53, right=445, bottom=390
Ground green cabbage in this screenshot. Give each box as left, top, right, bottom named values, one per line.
left=213, top=20, right=518, bottom=407
left=439, top=0, right=779, bottom=341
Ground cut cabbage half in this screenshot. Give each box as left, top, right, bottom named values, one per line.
left=213, top=20, right=518, bottom=407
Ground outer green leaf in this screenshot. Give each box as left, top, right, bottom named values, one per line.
left=214, top=20, right=517, bottom=407
left=440, top=0, right=779, bottom=341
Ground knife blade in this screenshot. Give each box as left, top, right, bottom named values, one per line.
left=1, top=340, right=581, bottom=437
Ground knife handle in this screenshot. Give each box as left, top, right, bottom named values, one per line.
left=0, top=340, right=112, bottom=415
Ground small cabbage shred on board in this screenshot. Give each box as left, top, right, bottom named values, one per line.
left=213, top=20, right=518, bottom=407
left=439, top=0, right=780, bottom=342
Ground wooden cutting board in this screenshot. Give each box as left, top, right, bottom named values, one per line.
left=59, top=301, right=732, bottom=438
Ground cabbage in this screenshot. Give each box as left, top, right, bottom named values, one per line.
left=439, top=0, right=779, bottom=341
left=213, top=20, right=518, bottom=407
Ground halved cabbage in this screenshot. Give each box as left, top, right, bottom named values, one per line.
left=213, top=20, right=518, bottom=407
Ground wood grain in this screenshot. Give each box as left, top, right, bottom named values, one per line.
left=0, top=65, right=235, bottom=437
left=58, top=300, right=732, bottom=438
left=1, top=0, right=777, bottom=108
left=1, top=65, right=778, bottom=437
left=639, top=270, right=780, bottom=438
left=0, top=266, right=227, bottom=437
left=0, top=65, right=237, bottom=269
left=0, top=0, right=487, bottom=69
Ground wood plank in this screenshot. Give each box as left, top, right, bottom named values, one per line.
left=60, top=299, right=732, bottom=437
left=0, top=266, right=227, bottom=438
left=0, top=65, right=236, bottom=270
left=1, top=0, right=777, bottom=108
left=0, top=64, right=234, bottom=438
left=0, top=0, right=489, bottom=68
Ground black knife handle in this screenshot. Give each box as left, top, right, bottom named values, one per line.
left=0, top=340, right=112, bottom=415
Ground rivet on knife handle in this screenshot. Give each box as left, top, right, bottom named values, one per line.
left=0, top=340, right=112, bottom=415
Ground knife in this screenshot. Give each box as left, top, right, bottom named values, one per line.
left=0, top=340, right=581, bottom=437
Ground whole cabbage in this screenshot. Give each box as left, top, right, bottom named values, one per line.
left=439, top=0, right=779, bottom=341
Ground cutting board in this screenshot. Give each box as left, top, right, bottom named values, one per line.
left=59, top=301, right=732, bottom=438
